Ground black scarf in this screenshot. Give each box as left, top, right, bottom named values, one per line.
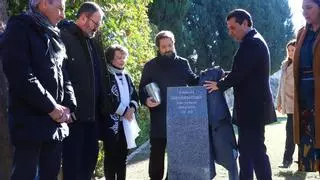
left=27, top=5, right=66, bottom=60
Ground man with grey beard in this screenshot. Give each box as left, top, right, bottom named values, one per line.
left=59, top=2, right=107, bottom=180
left=0, top=0, right=76, bottom=179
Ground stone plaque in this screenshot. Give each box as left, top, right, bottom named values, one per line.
left=167, top=86, right=213, bottom=180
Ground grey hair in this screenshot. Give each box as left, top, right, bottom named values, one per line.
left=29, top=0, right=54, bottom=9
left=76, top=2, right=105, bottom=19
left=29, top=0, right=41, bottom=8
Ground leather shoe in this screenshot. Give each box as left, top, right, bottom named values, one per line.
left=278, top=161, right=292, bottom=168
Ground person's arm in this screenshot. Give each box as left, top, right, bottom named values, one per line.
left=124, top=75, right=139, bottom=120
left=61, top=59, right=77, bottom=122
left=276, top=65, right=284, bottom=112
left=1, top=20, right=58, bottom=115
left=138, top=63, right=151, bottom=106
left=62, top=59, right=77, bottom=111
left=138, top=62, right=159, bottom=108
left=184, top=59, right=199, bottom=86
left=128, top=76, right=139, bottom=112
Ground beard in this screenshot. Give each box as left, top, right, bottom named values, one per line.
left=158, top=50, right=176, bottom=59
left=157, top=50, right=176, bottom=70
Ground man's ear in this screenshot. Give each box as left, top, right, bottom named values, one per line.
left=39, top=0, right=48, bottom=10
left=37, top=0, right=48, bottom=13
left=242, top=19, right=249, bottom=27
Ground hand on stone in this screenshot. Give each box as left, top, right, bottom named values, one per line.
left=203, top=80, right=219, bottom=93
left=146, top=97, right=160, bottom=108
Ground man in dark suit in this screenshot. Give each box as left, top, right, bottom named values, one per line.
left=204, top=9, right=276, bottom=180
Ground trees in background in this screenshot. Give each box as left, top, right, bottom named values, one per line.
left=148, top=0, right=295, bottom=73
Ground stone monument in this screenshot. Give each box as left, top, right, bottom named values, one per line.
left=167, top=86, right=213, bottom=180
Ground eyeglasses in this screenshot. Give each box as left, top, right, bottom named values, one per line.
left=89, top=18, right=102, bottom=28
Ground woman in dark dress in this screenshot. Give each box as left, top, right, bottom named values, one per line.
left=293, top=0, right=320, bottom=172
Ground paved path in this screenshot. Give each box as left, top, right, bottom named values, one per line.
left=124, top=121, right=320, bottom=180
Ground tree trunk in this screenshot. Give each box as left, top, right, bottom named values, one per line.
left=0, top=0, right=12, bottom=179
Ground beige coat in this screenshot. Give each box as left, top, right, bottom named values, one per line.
left=276, top=60, right=294, bottom=114
left=293, top=26, right=320, bottom=148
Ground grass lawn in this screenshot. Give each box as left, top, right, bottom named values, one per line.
left=122, top=116, right=320, bottom=180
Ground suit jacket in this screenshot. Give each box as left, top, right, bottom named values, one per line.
left=217, top=29, right=277, bottom=127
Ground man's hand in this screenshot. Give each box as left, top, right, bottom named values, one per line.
left=146, top=97, right=160, bottom=108
left=61, top=106, right=71, bottom=123
left=49, top=104, right=71, bottom=123
left=124, top=107, right=135, bottom=121
left=203, top=80, right=219, bottom=93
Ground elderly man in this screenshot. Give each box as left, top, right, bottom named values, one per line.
left=0, top=0, right=76, bottom=179
left=59, top=2, right=107, bottom=180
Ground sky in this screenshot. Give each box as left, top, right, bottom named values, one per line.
left=288, top=0, right=305, bottom=34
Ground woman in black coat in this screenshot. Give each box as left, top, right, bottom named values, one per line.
left=100, top=44, right=139, bottom=180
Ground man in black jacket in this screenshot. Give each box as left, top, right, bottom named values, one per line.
left=0, top=0, right=76, bottom=179
left=139, top=30, right=198, bottom=180
left=59, top=2, right=106, bottom=180
left=205, top=9, right=277, bottom=180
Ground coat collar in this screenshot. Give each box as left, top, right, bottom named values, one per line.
left=242, top=28, right=257, bottom=42
left=59, top=20, right=85, bottom=38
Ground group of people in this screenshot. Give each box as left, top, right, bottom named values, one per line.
left=0, top=0, right=319, bottom=180
left=0, top=1, right=138, bottom=180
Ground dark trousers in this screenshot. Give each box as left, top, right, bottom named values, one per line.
left=283, top=114, right=295, bottom=163
left=149, top=138, right=167, bottom=180
left=11, top=141, right=62, bottom=180
left=103, top=129, right=128, bottom=180
left=238, top=124, right=272, bottom=180
left=62, top=122, right=99, bottom=180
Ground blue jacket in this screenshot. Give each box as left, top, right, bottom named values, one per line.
left=199, top=67, right=231, bottom=128
left=0, top=14, right=76, bottom=143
